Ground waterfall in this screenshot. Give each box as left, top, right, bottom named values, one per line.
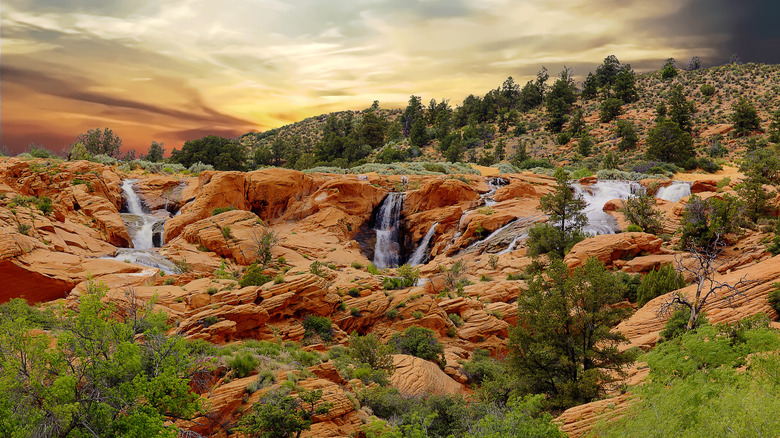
left=373, top=193, right=405, bottom=269
left=108, top=180, right=177, bottom=273
left=574, top=180, right=642, bottom=236
left=655, top=182, right=692, bottom=203
left=122, top=179, right=155, bottom=249
left=481, top=177, right=508, bottom=207
left=408, top=222, right=438, bottom=266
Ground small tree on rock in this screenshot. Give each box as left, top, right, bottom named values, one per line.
left=526, top=168, right=587, bottom=258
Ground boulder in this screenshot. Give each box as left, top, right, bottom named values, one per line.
left=390, top=354, right=465, bottom=397
left=164, top=171, right=250, bottom=241
left=564, top=233, right=664, bottom=270
left=493, top=180, right=538, bottom=202
left=403, top=178, right=479, bottom=215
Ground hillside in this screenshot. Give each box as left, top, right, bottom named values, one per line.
left=236, top=61, right=780, bottom=175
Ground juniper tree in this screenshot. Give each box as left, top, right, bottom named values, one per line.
left=526, top=168, right=586, bottom=258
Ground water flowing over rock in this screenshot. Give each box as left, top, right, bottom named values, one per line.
left=408, top=222, right=438, bottom=266
left=655, top=181, right=692, bottom=203
left=373, top=193, right=405, bottom=268
left=112, top=180, right=177, bottom=273
left=574, top=180, right=642, bottom=235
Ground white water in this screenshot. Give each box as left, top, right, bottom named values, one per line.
left=574, top=180, right=642, bottom=236
left=373, top=193, right=405, bottom=269
left=122, top=180, right=155, bottom=249
left=655, top=182, right=692, bottom=203
left=497, top=232, right=529, bottom=255
left=108, top=180, right=177, bottom=273
left=408, top=222, right=438, bottom=266
left=481, top=177, right=508, bottom=207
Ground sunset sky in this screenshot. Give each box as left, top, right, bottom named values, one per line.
left=2, top=0, right=778, bottom=156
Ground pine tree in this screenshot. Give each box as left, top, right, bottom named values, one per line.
left=526, top=168, right=587, bottom=258
left=509, top=258, right=636, bottom=410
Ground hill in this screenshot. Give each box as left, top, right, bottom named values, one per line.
left=235, top=60, right=780, bottom=175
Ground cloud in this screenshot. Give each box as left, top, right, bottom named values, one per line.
left=3, top=0, right=779, bottom=153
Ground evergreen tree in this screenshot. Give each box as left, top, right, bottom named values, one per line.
left=616, top=119, right=638, bottom=151
left=599, top=98, right=623, bottom=123
left=667, top=85, right=695, bottom=134
left=509, top=257, right=636, bottom=410
left=545, top=69, right=577, bottom=133
left=144, top=141, right=165, bottom=162
left=526, top=168, right=587, bottom=258
left=730, top=97, right=762, bottom=137
left=645, top=118, right=695, bottom=165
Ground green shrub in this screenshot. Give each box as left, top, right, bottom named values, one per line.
left=389, top=326, right=445, bottom=367
left=348, top=287, right=360, bottom=297
left=228, top=351, right=259, bottom=378
left=206, top=287, right=218, bottom=295
left=367, top=263, right=380, bottom=275
left=386, top=308, right=399, bottom=319
left=17, top=223, right=31, bottom=236
left=768, top=283, right=780, bottom=316
left=448, top=313, right=463, bottom=327
left=351, top=262, right=363, bottom=269
left=626, top=224, right=643, bottom=232
left=411, top=310, right=424, bottom=319
left=350, top=307, right=362, bottom=317
left=238, top=263, right=270, bottom=287
left=637, top=264, right=687, bottom=307
left=221, top=226, right=232, bottom=239
left=302, top=315, right=334, bottom=342
left=659, top=307, right=708, bottom=342
left=212, top=206, right=236, bottom=216
left=700, top=83, right=716, bottom=96
left=556, top=131, right=571, bottom=145
left=309, top=261, right=326, bottom=277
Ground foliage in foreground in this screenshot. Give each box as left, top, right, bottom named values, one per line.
left=0, top=283, right=206, bottom=437
left=509, top=258, right=637, bottom=410
left=592, top=317, right=780, bottom=438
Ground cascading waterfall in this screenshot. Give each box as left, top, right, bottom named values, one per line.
left=574, top=180, right=642, bottom=235
left=122, top=180, right=155, bottom=249
left=373, top=193, right=405, bottom=269
left=408, top=222, right=438, bottom=266
left=108, top=180, right=178, bottom=273
left=655, top=182, right=692, bottom=203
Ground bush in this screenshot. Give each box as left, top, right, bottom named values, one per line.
left=637, top=264, right=687, bottom=307
left=700, top=83, right=716, bottom=97
left=626, top=224, right=643, bottom=232
left=599, top=98, right=623, bottom=123
left=188, top=161, right=214, bottom=174
left=659, top=307, right=708, bottom=342
left=212, top=206, right=237, bottom=216
left=556, top=131, right=571, bottom=145
left=621, top=192, right=664, bottom=235
left=239, top=263, right=270, bottom=287
left=385, top=308, right=399, bottom=319
left=228, top=351, right=259, bottom=378
left=697, top=157, right=722, bottom=173
left=768, top=284, right=780, bottom=316
left=302, top=315, right=334, bottom=342
left=90, top=154, right=117, bottom=166
left=389, top=326, right=445, bottom=367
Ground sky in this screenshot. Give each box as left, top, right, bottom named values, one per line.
left=2, top=0, right=779, bottom=156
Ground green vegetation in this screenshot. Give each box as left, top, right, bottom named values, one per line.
left=509, top=258, right=636, bottom=410
left=620, top=191, right=664, bottom=235
left=637, top=264, right=687, bottom=307
left=389, top=326, right=446, bottom=368
left=0, top=283, right=204, bottom=436
left=302, top=315, right=334, bottom=342
left=526, top=168, right=586, bottom=258
left=595, top=317, right=780, bottom=437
